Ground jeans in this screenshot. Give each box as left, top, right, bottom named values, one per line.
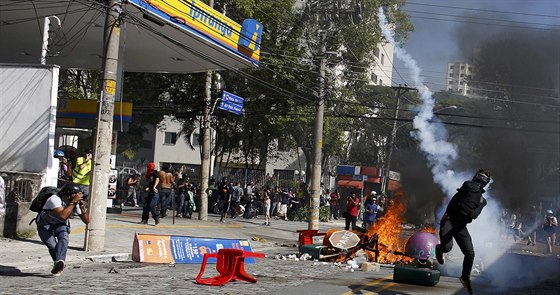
left=330, top=204, right=339, bottom=219
left=229, top=200, right=240, bottom=217
left=437, top=219, right=475, bottom=280
left=37, top=222, right=70, bottom=262
left=270, top=201, right=281, bottom=217
left=159, top=188, right=172, bottom=217
left=126, top=187, right=137, bottom=206
left=177, top=192, right=187, bottom=215
left=142, top=192, right=160, bottom=222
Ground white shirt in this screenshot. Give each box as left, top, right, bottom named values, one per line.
left=38, top=195, right=82, bottom=225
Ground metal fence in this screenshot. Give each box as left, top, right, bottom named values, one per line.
left=0, top=171, right=42, bottom=203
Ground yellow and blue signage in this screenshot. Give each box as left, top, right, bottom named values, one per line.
left=57, top=99, right=132, bottom=123
left=239, top=19, right=263, bottom=52
left=218, top=91, right=244, bottom=116
left=132, top=233, right=255, bottom=264
left=129, top=0, right=263, bottom=65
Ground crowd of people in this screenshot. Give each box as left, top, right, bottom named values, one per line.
left=500, top=206, right=559, bottom=254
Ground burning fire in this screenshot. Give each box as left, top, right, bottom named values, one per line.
left=366, top=191, right=414, bottom=264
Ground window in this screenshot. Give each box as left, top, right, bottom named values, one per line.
left=460, top=65, right=465, bottom=70
left=468, top=67, right=473, bottom=72
left=466, top=90, right=471, bottom=94
left=458, top=88, right=463, bottom=92
left=380, top=53, right=385, bottom=65
left=449, top=73, right=453, bottom=77
left=379, top=79, right=383, bottom=85
left=449, top=65, right=454, bottom=69
left=371, top=73, right=378, bottom=84
left=460, top=81, right=464, bottom=85
left=192, top=133, right=201, bottom=146
left=460, top=73, right=464, bottom=77
left=373, top=47, right=379, bottom=58
left=164, top=132, right=177, bottom=145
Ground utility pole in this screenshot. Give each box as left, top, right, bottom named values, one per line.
left=308, top=26, right=327, bottom=230
left=40, top=16, right=61, bottom=65
left=84, top=0, right=122, bottom=251
left=381, top=85, right=416, bottom=195
left=198, top=0, right=214, bottom=221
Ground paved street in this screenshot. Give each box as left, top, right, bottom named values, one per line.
left=1, top=208, right=559, bottom=294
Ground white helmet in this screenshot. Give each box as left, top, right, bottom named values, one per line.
left=371, top=191, right=377, bottom=196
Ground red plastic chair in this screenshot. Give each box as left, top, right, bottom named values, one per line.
left=195, top=249, right=266, bottom=286
left=297, top=229, right=326, bottom=252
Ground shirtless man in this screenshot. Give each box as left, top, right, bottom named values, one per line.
left=158, top=165, right=175, bottom=218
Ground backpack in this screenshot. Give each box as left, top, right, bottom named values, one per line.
left=30, top=186, right=59, bottom=213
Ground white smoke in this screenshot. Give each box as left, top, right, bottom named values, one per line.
left=376, top=7, right=559, bottom=291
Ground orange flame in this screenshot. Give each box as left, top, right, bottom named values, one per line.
left=366, top=191, right=413, bottom=264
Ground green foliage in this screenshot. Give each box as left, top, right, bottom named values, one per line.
left=290, top=205, right=330, bottom=222
left=16, top=230, right=36, bottom=239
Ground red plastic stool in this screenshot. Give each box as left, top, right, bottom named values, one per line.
left=296, top=229, right=326, bottom=252
left=195, top=249, right=265, bottom=286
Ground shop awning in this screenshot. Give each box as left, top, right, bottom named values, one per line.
left=336, top=180, right=364, bottom=190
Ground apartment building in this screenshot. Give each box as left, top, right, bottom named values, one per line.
left=446, top=62, right=474, bottom=96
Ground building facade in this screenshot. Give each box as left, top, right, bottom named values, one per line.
left=446, top=62, right=474, bottom=96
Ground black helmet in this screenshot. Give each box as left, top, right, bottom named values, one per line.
left=59, top=183, right=83, bottom=196
left=473, top=169, right=491, bottom=187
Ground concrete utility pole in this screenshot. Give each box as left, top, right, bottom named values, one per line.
left=308, top=28, right=326, bottom=230
left=381, top=85, right=416, bottom=195
left=40, top=16, right=61, bottom=65
left=84, top=0, right=122, bottom=251
left=198, top=0, right=214, bottom=221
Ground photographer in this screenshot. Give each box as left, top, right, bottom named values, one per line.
left=36, top=183, right=89, bottom=276
left=72, top=149, right=92, bottom=198
left=543, top=209, right=558, bottom=254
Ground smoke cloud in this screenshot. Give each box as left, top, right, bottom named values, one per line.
left=377, top=7, right=559, bottom=291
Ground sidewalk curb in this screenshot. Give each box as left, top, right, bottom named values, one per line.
left=86, top=253, right=131, bottom=263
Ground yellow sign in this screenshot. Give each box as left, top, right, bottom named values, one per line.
left=57, top=99, right=133, bottom=122
left=105, top=80, right=116, bottom=96
left=137, top=0, right=261, bottom=63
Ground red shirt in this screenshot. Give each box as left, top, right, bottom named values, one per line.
left=347, top=195, right=360, bottom=217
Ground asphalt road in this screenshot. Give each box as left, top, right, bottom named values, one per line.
left=1, top=207, right=559, bottom=294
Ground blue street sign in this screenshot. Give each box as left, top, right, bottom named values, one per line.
left=221, top=91, right=245, bottom=104
left=219, top=101, right=243, bottom=115
left=219, top=91, right=245, bottom=115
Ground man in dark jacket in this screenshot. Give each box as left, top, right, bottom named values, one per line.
left=435, top=169, right=491, bottom=295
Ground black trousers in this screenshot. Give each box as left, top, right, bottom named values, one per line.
left=437, top=219, right=475, bottom=280
left=345, top=215, right=357, bottom=230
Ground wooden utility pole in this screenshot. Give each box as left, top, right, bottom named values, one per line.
left=84, top=0, right=122, bottom=251
left=308, top=25, right=327, bottom=230
left=381, top=85, right=416, bottom=195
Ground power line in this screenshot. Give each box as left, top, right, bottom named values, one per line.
left=406, top=2, right=560, bottom=19
left=403, top=9, right=560, bottom=28
left=407, top=15, right=560, bottom=32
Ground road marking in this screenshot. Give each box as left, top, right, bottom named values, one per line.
left=341, top=275, right=394, bottom=295
left=70, top=223, right=242, bottom=234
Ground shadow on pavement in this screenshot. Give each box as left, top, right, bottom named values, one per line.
left=0, top=265, right=52, bottom=277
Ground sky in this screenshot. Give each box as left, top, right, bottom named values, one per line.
left=394, top=0, right=560, bottom=91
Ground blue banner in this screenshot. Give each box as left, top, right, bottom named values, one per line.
left=169, top=236, right=254, bottom=264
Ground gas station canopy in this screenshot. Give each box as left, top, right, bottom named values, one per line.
left=0, top=0, right=263, bottom=73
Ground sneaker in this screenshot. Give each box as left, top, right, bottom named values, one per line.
left=51, top=260, right=65, bottom=276
left=138, top=220, right=148, bottom=225
left=435, top=245, right=445, bottom=265
left=459, top=277, right=473, bottom=295
left=155, top=219, right=160, bottom=225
